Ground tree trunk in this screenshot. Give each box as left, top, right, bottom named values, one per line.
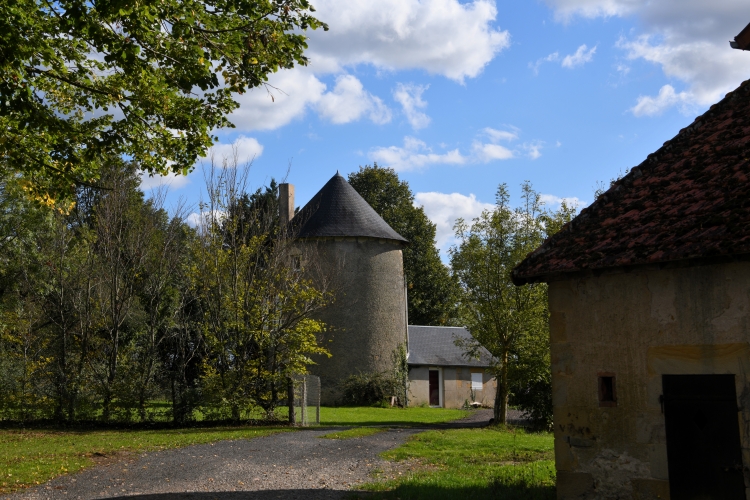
left=494, top=350, right=510, bottom=425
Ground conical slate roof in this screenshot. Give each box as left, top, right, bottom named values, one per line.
left=293, top=173, right=407, bottom=243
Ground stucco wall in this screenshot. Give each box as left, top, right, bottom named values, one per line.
left=408, top=366, right=495, bottom=408
left=549, top=261, right=750, bottom=499
left=297, top=237, right=407, bottom=405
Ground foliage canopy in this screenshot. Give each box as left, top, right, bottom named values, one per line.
left=0, top=0, right=326, bottom=200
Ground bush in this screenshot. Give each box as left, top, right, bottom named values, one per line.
left=510, top=378, right=553, bottom=431
left=340, top=371, right=401, bottom=406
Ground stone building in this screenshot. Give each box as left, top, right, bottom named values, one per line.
left=512, top=79, right=750, bottom=499
left=407, top=325, right=494, bottom=408
left=280, top=173, right=409, bottom=405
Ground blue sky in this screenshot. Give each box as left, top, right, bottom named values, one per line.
left=141, top=0, right=750, bottom=258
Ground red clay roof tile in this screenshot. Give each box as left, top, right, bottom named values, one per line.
left=512, top=79, right=750, bottom=285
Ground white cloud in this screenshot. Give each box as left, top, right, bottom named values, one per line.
left=544, top=0, right=750, bottom=113
left=186, top=210, right=227, bottom=229
left=630, top=84, right=693, bottom=117
left=316, top=74, right=392, bottom=124
left=206, top=136, right=264, bottom=165
left=529, top=52, right=560, bottom=75
left=483, top=127, right=519, bottom=142
left=393, top=83, right=431, bottom=130
left=472, top=142, right=515, bottom=162
left=522, top=141, right=545, bottom=160
left=139, top=171, right=191, bottom=191
left=370, top=136, right=466, bottom=172
left=540, top=194, right=586, bottom=209
left=229, top=68, right=327, bottom=131
left=561, top=44, right=597, bottom=68
left=415, top=191, right=495, bottom=256
left=373, top=126, right=546, bottom=171
left=307, top=0, right=511, bottom=82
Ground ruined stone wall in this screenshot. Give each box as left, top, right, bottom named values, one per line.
left=549, top=261, right=750, bottom=499
left=296, top=237, right=407, bottom=405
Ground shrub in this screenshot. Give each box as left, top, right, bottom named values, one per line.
left=510, top=378, right=553, bottom=431
left=340, top=371, right=401, bottom=406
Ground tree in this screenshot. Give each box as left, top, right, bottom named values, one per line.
left=1, top=0, right=327, bottom=199
left=450, top=182, right=575, bottom=426
left=348, top=165, right=460, bottom=326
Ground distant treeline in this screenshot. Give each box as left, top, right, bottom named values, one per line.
left=0, top=157, right=329, bottom=424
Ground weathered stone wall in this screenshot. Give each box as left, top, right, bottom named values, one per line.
left=408, top=366, right=495, bottom=408
left=296, top=237, right=407, bottom=405
left=550, top=261, right=750, bottom=499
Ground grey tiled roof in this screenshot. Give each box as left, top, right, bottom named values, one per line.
left=407, top=325, right=493, bottom=367
left=293, top=173, right=408, bottom=243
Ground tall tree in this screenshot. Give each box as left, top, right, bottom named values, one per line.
left=1, top=0, right=327, bottom=199
left=348, top=165, right=460, bottom=326
left=450, top=182, right=575, bottom=425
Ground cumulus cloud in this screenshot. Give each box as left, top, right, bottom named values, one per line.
left=229, top=70, right=391, bottom=130
left=393, top=83, right=431, bottom=130
left=415, top=191, right=495, bottom=256
left=229, top=68, right=327, bottom=131
left=539, top=193, right=586, bottom=209
left=544, top=0, right=750, bottom=113
left=206, top=136, right=264, bottom=165
left=530, top=52, right=560, bottom=75
left=307, top=0, right=511, bottom=82
left=372, top=127, right=545, bottom=171
left=562, top=44, right=597, bottom=68
left=186, top=210, right=227, bottom=229
left=139, top=171, right=191, bottom=191
left=316, top=75, right=392, bottom=124
left=472, top=142, right=515, bottom=162
left=630, top=84, right=693, bottom=116
left=370, top=137, right=466, bottom=172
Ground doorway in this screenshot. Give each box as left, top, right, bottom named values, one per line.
left=662, top=374, right=745, bottom=500
left=429, top=369, right=441, bottom=407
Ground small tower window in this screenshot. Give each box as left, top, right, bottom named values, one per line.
left=291, top=255, right=301, bottom=270
left=598, top=373, right=617, bottom=407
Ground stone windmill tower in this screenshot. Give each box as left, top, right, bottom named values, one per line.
left=279, top=173, right=408, bottom=404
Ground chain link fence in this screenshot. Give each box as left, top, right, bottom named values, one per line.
left=290, top=374, right=320, bottom=426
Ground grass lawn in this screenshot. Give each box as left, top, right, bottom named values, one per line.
left=320, top=406, right=469, bottom=427
left=319, top=427, right=386, bottom=439
left=356, top=427, right=555, bottom=500
left=0, top=426, right=287, bottom=494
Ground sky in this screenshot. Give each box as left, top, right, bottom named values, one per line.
left=140, top=0, right=750, bottom=259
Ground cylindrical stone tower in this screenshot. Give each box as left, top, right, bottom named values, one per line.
left=281, top=173, right=408, bottom=404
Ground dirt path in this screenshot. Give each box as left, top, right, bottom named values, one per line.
left=7, top=410, right=500, bottom=500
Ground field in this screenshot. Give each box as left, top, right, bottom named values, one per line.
left=357, top=426, right=556, bottom=500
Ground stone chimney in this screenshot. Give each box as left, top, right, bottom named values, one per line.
left=279, top=183, right=295, bottom=225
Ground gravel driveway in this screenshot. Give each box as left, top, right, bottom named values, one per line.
left=7, top=409, right=506, bottom=500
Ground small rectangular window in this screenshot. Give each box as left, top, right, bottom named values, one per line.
left=291, top=255, right=301, bottom=270
left=471, top=372, right=483, bottom=390
left=598, top=373, right=617, bottom=407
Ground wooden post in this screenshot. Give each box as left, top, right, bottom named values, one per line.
left=301, top=376, right=308, bottom=426
left=288, top=377, right=296, bottom=426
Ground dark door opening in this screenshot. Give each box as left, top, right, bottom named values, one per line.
left=429, top=370, right=440, bottom=406
left=662, top=374, right=745, bottom=500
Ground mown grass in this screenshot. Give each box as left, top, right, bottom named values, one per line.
left=356, top=426, right=555, bottom=500
left=319, top=427, right=386, bottom=439
left=0, top=426, right=287, bottom=493
left=320, top=407, right=469, bottom=427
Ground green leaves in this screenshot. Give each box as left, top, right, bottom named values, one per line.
left=0, top=0, right=327, bottom=201
left=450, top=182, right=576, bottom=425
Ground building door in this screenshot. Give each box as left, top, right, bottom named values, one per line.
left=662, top=374, right=745, bottom=500
left=429, top=370, right=440, bottom=406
